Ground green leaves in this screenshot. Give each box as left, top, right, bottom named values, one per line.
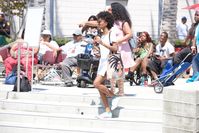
left=0, top=0, right=27, bottom=17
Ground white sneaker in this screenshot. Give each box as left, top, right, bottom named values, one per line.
left=97, top=112, right=112, bottom=119
left=111, top=96, right=120, bottom=110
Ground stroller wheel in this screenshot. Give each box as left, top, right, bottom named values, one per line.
left=80, top=81, right=87, bottom=88
left=154, top=83, right=163, bottom=93
left=2, top=70, right=5, bottom=77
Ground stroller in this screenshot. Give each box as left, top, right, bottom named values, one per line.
left=153, top=53, right=192, bottom=93
left=76, top=53, right=99, bottom=88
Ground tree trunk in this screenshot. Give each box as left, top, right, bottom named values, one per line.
left=161, top=0, right=178, bottom=44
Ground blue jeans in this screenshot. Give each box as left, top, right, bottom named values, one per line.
left=192, top=54, right=199, bottom=74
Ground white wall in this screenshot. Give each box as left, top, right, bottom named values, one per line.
left=44, top=0, right=198, bottom=39
left=47, top=0, right=105, bottom=37
left=127, top=0, right=159, bottom=39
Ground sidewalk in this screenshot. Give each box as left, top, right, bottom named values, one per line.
left=0, top=77, right=189, bottom=97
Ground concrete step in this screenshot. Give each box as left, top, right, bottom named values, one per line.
left=7, top=92, right=163, bottom=109
left=0, top=121, right=161, bottom=133
left=0, top=109, right=162, bottom=132
left=0, top=99, right=162, bottom=120
left=0, top=91, right=8, bottom=99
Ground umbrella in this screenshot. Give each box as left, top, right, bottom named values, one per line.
left=182, top=4, right=199, bottom=10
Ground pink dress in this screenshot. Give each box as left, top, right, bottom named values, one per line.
left=112, top=21, right=135, bottom=69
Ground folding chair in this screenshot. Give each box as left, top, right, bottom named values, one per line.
left=0, top=45, right=10, bottom=77
left=34, top=50, right=66, bottom=82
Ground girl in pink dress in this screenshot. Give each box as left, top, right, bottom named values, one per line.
left=108, top=2, right=135, bottom=96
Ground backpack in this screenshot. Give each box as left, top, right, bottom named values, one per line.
left=13, top=76, right=31, bottom=92
left=5, top=67, right=17, bottom=85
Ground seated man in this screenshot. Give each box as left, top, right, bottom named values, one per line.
left=147, top=32, right=175, bottom=81
left=60, top=29, right=87, bottom=87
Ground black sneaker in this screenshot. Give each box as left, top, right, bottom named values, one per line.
left=65, top=82, right=74, bottom=87
left=125, top=71, right=134, bottom=80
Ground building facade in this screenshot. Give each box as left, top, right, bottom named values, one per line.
left=44, top=0, right=198, bottom=40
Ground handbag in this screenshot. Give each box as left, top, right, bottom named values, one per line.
left=121, top=21, right=137, bottom=49
left=13, top=76, right=31, bottom=92
left=107, top=32, right=124, bottom=80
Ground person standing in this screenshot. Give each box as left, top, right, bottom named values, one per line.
left=186, top=10, right=199, bottom=82
left=176, top=16, right=188, bottom=41
left=106, top=2, right=135, bottom=96
left=93, top=11, right=118, bottom=119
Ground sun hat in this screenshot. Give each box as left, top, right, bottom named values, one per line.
left=41, top=30, right=52, bottom=36
left=72, top=29, right=82, bottom=36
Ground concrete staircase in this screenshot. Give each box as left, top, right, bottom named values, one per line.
left=0, top=84, right=163, bottom=133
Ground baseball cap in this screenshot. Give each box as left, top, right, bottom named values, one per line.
left=73, top=29, right=82, bottom=36
left=41, top=30, right=52, bottom=36
left=182, top=16, right=187, bottom=20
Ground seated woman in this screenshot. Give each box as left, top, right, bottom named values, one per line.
left=126, top=31, right=154, bottom=85
left=4, top=38, right=39, bottom=81
left=35, top=30, right=60, bottom=81
left=38, top=30, right=60, bottom=64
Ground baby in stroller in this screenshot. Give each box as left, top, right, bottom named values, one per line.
left=76, top=53, right=99, bottom=88
left=76, top=27, right=100, bottom=88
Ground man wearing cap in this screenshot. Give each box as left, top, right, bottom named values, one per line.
left=176, top=16, right=188, bottom=40
left=60, top=29, right=87, bottom=87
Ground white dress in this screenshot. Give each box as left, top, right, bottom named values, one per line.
left=97, top=31, right=116, bottom=76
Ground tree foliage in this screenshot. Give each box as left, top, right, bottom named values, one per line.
left=0, top=0, right=28, bottom=17
left=0, top=0, right=29, bottom=40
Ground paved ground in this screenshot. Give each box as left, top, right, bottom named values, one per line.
left=0, top=77, right=189, bottom=98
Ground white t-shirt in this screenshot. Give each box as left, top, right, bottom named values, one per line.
left=39, top=40, right=59, bottom=55
left=97, top=31, right=117, bottom=76
left=176, top=23, right=188, bottom=40
left=155, top=42, right=175, bottom=58
left=60, top=40, right=87, bottom=58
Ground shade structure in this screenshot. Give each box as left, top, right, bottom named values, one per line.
left=182, top=4, right=199, bottom=10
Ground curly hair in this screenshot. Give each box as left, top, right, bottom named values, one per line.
left=111, top=2, right=132, bottom=28
left=88, top=15, right=97, bottom=21
left=97, top=11, right=114, bottom=30
left=141, top=31, right=152, bottom=43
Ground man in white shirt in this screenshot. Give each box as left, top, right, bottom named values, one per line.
left=176, top=16, right=188, bottom=40
left=60, top=29, right=87, bottom=87
left=147, top=32, right=175, bottom=80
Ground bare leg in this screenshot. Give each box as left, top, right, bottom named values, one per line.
left=93, top=75, right=114, bottom=111
left=150, top=70, right=158, bottom=80
left=141, top=57, right=149, bottom=75
left=117, top=78, right=124, bottom=96
left=129, top=58, right=142, bottom=72
left=110, top=78, right=115, bottom=94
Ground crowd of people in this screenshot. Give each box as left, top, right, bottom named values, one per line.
left=1, top=2, right=199, bottom=119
